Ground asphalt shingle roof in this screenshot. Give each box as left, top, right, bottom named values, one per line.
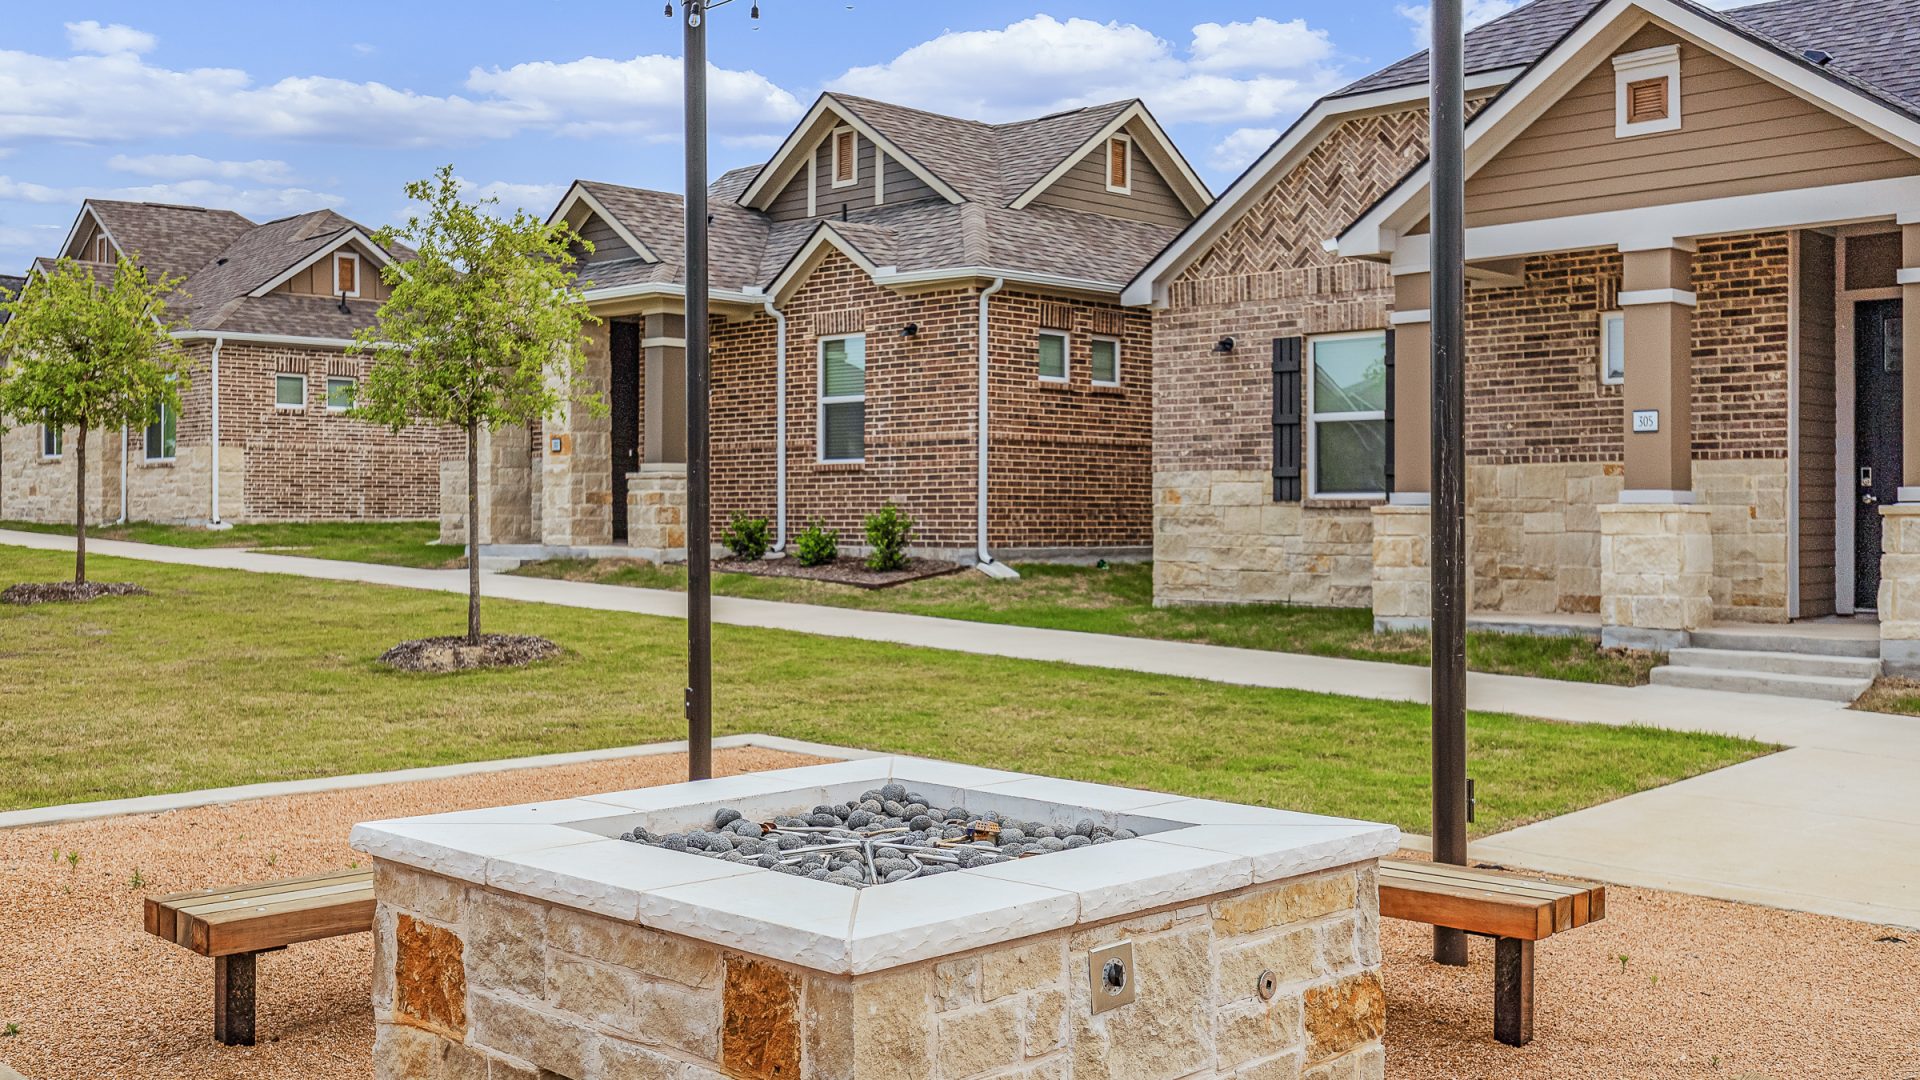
left=86, top=200, right=256, bottom=280
left=572, top=95, right=1199, bottom=295
left=1335, top=0, right=1920, bottom=121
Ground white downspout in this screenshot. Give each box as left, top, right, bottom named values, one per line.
left=118, top=425, right=128, bottom=524
left=763, top=298, right=789, bottom=551
left=209, top=336, right=230, bottom=529
left=975, top=279, right=1018, bottom=578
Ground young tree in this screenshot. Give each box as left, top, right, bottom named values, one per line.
left=0, top=257, right=189, bottom=584
left=353, top=165, right=598, bottom=645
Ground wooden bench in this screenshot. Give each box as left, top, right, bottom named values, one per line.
left=1378, top=858, right=1606, bottom=1047
left=144, top=868, right=376, bottom=1045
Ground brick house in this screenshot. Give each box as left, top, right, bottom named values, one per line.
left=464, top=93, right=1210, bottom=566
left=0, top=200, right=449, bottom=526
left=1126, top=0, right=1920, bottom=669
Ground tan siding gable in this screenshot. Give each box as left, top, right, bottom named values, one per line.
left=1031, top=121, right=1192, bottom=227
left=1463, top=25, right=1920, bottom=227
left=574, top=212, right=637, bottom=263
left=765, top=130, right=940, bottom=223
left=270, top=240, right=393, bottom=300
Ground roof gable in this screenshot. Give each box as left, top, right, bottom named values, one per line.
left=1007, top=102, right=1211, bottom=216
left=550, top=182, right=662, bottom=264
left=739, top=94, right=966, bottom=210
left=76, top=200, right=255, bottom=279
left=1340, top=0, right=1920, bottom=258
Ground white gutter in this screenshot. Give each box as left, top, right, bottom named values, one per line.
left=209, top=336, right=229, bottom=529
left=762, top=298, right=789, bottom=550
left=975, top=278, right=1017, bottom=578
left=175, top=329, right=362, bottom=350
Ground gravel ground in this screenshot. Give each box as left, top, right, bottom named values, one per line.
left=0, top=747, right=822, bottom=1080
left=1, top=759, right=1914, bottom=1079
left=0, top=581, right=146, bottom=606
left=378, top=633, right=561, bottom=672
left=1382, top=853, right=1920, bottom=1078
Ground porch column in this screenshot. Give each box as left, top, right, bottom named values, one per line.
left=1599, top=243, right=1712, bottom=650
left=1880, top=220, right=1920, bottom=674
left=1372, top=271, right=1434, bottom=630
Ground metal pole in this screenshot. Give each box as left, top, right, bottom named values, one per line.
left=683, top=0, right=714, bottom=782
left=1429, top=0, right=1470, bottom=967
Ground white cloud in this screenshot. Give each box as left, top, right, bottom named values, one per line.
left=65, top=21, right=156, bottom=56
left=1209, top=127, right=1281, bottom=173
left=0, top=33, right=798, bottom=147
left=827, top=15, right=1345, bottom=126
left=352, top=43, right=377, bottom=57
left=1189, top=18, right=1333, bottom=73
left=0, top=175, right=343, bottom=219
left=1394, top=1, right=1519, bottom=47
left=466, top=57, right=802, bottom=138
left=106, top=154, right=296, bottom=184
left=458, top=177, right=568, bottom=213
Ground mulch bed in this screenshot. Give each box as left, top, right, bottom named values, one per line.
left=379, top=634, right=561, bottom=673
left=715, top=555, right=966, bottom=589
left=0, top=581, right=148, bottom=606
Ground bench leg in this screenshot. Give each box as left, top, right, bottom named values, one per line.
left=214, top=952, right=257, bottom=1047
left=1493, top=937, right=1534, bottom=1047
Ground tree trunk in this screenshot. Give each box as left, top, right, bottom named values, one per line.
left=73, top=426, right=88, bottom=585
left=467, top=419, right=481, bottom=645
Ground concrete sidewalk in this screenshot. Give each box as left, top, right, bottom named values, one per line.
left=6, top=528, right=1919, bottom=927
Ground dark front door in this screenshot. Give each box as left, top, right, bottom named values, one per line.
left=1855, top=298, right=1904, bottom=609
left=609, top=320, right=642, bottom=543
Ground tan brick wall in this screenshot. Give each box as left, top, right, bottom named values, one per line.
left=1151, top=96, right=1797, bottom=617
left=3, top=340, right=455, bottom=527
left=371, top=860, right=1385, bottom=1080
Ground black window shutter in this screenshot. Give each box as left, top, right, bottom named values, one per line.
left=1272, top=337, right=1303, bottom=503
left=1383, top=329, right=1396, bottom=495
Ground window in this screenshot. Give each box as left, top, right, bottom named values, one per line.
left=1307, top=332, right=1389, bottom=498
left=41, top=424, right=62, bottom=459
left=334, top=252, right=360, bottom=297
left=1090, top=337, right=1120, bottom=386
left=831, top=128, right=859, bottom=189
left=275, top=374, right=306, bottom=410
left=1613, top=45, right=1681, bottom=137
left=144, top=401, right=177, bottom=461
left=1599, top=311, right=1627, bottom=385
left=1037, top=331, right=1069, bottom=382
left=326, top=377, right=356, bottom=412
left=91, top=235, right=112, bottom=263
left=1105, top=134, right=1132, bottom=194
left=819, top=334, right=866, bottom=462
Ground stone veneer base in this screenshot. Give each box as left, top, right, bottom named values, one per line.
left=355, top=758, right=1397, bottom=1080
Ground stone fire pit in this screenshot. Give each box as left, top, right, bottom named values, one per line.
left=351, top=757, right=1398, bottom=1080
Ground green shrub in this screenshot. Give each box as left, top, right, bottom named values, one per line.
left=722, top=512, right=771, bottom=561
left=864, top=502, right=915, bottom=572
left=793, top=521, right=839, bottom=567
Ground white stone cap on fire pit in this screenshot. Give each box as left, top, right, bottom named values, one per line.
left=349, top=757, right=1398, bottom=975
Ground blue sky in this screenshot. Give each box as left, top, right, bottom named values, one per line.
left=0, top=0, right=1532, bottom=271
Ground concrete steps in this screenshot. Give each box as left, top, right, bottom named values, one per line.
left=1651, top=645, right=1880, bottom=702
left=1689, top=628, right=1880, bottom=658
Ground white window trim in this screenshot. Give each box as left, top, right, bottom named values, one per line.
left=1306, top=331, right=1390, bottom=500
left=1105, top=134, right=1133, bottom=195
left=334, top=252, right=362, bottom=298
left=1037, top=330, right=1071, bottom=384
left=830, top=127, right=860, bottom=190
left=41, top=425, right=62, bottom=460
left=275, top=373, right=307, bottom=411
left=1613, top=45, right=1681, bottom=138
left=144, top=401, right=177, bottom=463
left=817, top=333, right=866, bottom=464
left=1090, top=335, right=1122, bottom=386
left=91, top=235, right=113, bottom=263
left=1598, top=310, right=1627, bottom=385
left=326, top=376, right=357, bottom=413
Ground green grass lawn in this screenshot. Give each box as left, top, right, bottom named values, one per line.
left=0, top=546, right=1765, bottom=836
left=0, top=519, right=457, bottom=569
left=514, top=558, right=1660, bottom=686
